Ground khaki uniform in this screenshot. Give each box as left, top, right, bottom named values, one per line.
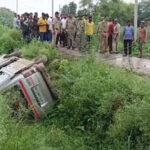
left=52, top=17, right=61, bottom=46
left=112, top=23, right=120, bottom=52
left=66, top=18, right=76, bottom=48
left=97, top=21, right=108, bottom=53
left=75, top=19, right=85, bottom=51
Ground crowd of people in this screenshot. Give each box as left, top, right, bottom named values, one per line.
left=13, top=11, right=147, bottom=58
left=13, top=12, right=95, bottom=51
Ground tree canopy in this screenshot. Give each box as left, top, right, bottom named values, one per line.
left=61, top=2, right=77, bottom=16
left=138, top=0, right=150, bottom=23
left=79, top=0, right=134, bottom=25
left=0, top=8, right=14, bottom=27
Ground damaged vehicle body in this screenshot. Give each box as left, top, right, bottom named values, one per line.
left=0, top=51, right=58, bottom=120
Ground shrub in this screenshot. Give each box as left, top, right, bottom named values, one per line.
left=0, top=94, right=89, bottom=150
left=52, top=56, right=150, bottom=149
left=0, top=25, right=22, bottom=54
left=22, top=40, right=59, bottom=61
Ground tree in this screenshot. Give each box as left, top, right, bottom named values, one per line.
left=79, top=0, right=134, bottom=25
left=61, top=5, right=69, bottom=15
left=80, top=0, right=94, bottom=14
left=69, top=2, right=77, bottom=16
left=61, top=2, right=77, bottom=16
left=80, top=0, right=93, bottom=8
left=0, top=8, right=14, bottom=27
left=138, top=0, right=150, bottom=23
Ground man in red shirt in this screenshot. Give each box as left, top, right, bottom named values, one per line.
left=108, top=19, right=114, bottom=53
left=138, top=21, right=147, bottom=58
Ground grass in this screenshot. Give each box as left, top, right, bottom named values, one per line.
left=1, top=25, right=150, bottom=149
left=0, top=25, right=23, bottom=54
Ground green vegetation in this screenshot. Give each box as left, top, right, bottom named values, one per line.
left=0, top=25, right=22, bottom=54
left=0, top=14, right=150, bottom=150
left=61, top=2, right=77, bottom=16
left=0, top=8, right=14, bottom=27
left=1, top=46, right=150, bottom=149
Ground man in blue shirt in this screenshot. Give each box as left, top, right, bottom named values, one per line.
left=123, top=20, right=134, bottom=56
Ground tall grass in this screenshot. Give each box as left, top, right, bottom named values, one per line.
left=0, top=25, right=22, bottom=54
left=1, top=24, right=150, bottom=149
left=1, top=46, right=150, bottom=149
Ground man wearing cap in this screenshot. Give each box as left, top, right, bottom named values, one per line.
left=75, top=15, right=85, bottom=51
left=66, top=14, right=76, bottom=50
left=97, top=17, right=108, bottom=53
left=52, top=12, right=61, bottom=47
left=112, top=19, right=120, bottom=53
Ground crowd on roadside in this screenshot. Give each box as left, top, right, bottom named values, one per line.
left=13, top=12, right=95, bottom=51
left=13, top=11, right=147, bottom=58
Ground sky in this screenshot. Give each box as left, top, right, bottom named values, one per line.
left=0, top=0, right=136, bottom=16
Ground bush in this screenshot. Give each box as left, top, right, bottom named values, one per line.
left=108, top=101, right=150, bottom=150
left=0, top=8, right=14, bottom=27
left=52, top=56, right=150, bottom=149
left=0, top=94, right=89, bottom=150
left=0, top=25, right=22, bottom=54
left=22, top=40, right=59, bottom=61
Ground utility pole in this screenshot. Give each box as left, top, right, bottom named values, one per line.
left=52, top=0, right=54, bottom=17
left=16, top=0, right=18, bottom=13
left=134, top=0, right=138, bottom=41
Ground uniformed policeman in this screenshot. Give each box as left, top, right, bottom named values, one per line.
left=75, top=15, right=85, bottom=51
left=52, top=12, right=61, bottom=48
left=66, top=14, right=76, bottom=50
left=97, top=17, right=108, bottom=53
left=112, top=19, right=121, bottom=53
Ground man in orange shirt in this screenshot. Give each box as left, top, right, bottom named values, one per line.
left=38, top=13, right=47, bottom=41
left=138, top=21, right=147, bottom=58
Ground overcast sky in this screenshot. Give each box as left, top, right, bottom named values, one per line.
left=0, top=0, right=137, bottom=16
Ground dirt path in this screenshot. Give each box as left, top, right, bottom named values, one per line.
left=58, top=47, right=150, bottom=76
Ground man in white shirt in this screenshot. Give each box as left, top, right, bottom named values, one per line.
left=13, top=13, right=18, bottom=28
left=61, top=16, right=67, bottom=47
left=47, top=14, right=52, bottom=42
left=46, top=14, right=53, bottom=42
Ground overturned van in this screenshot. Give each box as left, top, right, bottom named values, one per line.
left=0, top=51, right=58, bottom=120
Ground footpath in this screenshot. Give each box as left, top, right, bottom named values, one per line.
left=59, top=47, right=150, bottom=76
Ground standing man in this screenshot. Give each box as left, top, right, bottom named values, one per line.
left=123, top=20, right=134, bottom=56
left=32, top=12, right=39, bottom=39
left=108, top=19, right=114, bottom=53
left=61, top=16, right=67, bottom=47
left=112, top=19, right=120, bottom=54
left=22, top=13, right=30, bottom=43
left=13, top=13, right=18, bottom=28
left=52, top=12, right=60, bottom=47
left=75, top=14, right=85, bottom=51
left=138, top=21, right=147, bottom=58
left=66, top=14, right=76, bottom=50
left=55, top=17, right=62, bottom=47
left=85, top=16, right=95, bottom=47
left=97, top=17, right=108, bottom=53
left=38, top=13, right=47, bottom=42
left=46, top=14, right=52, bottom=42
